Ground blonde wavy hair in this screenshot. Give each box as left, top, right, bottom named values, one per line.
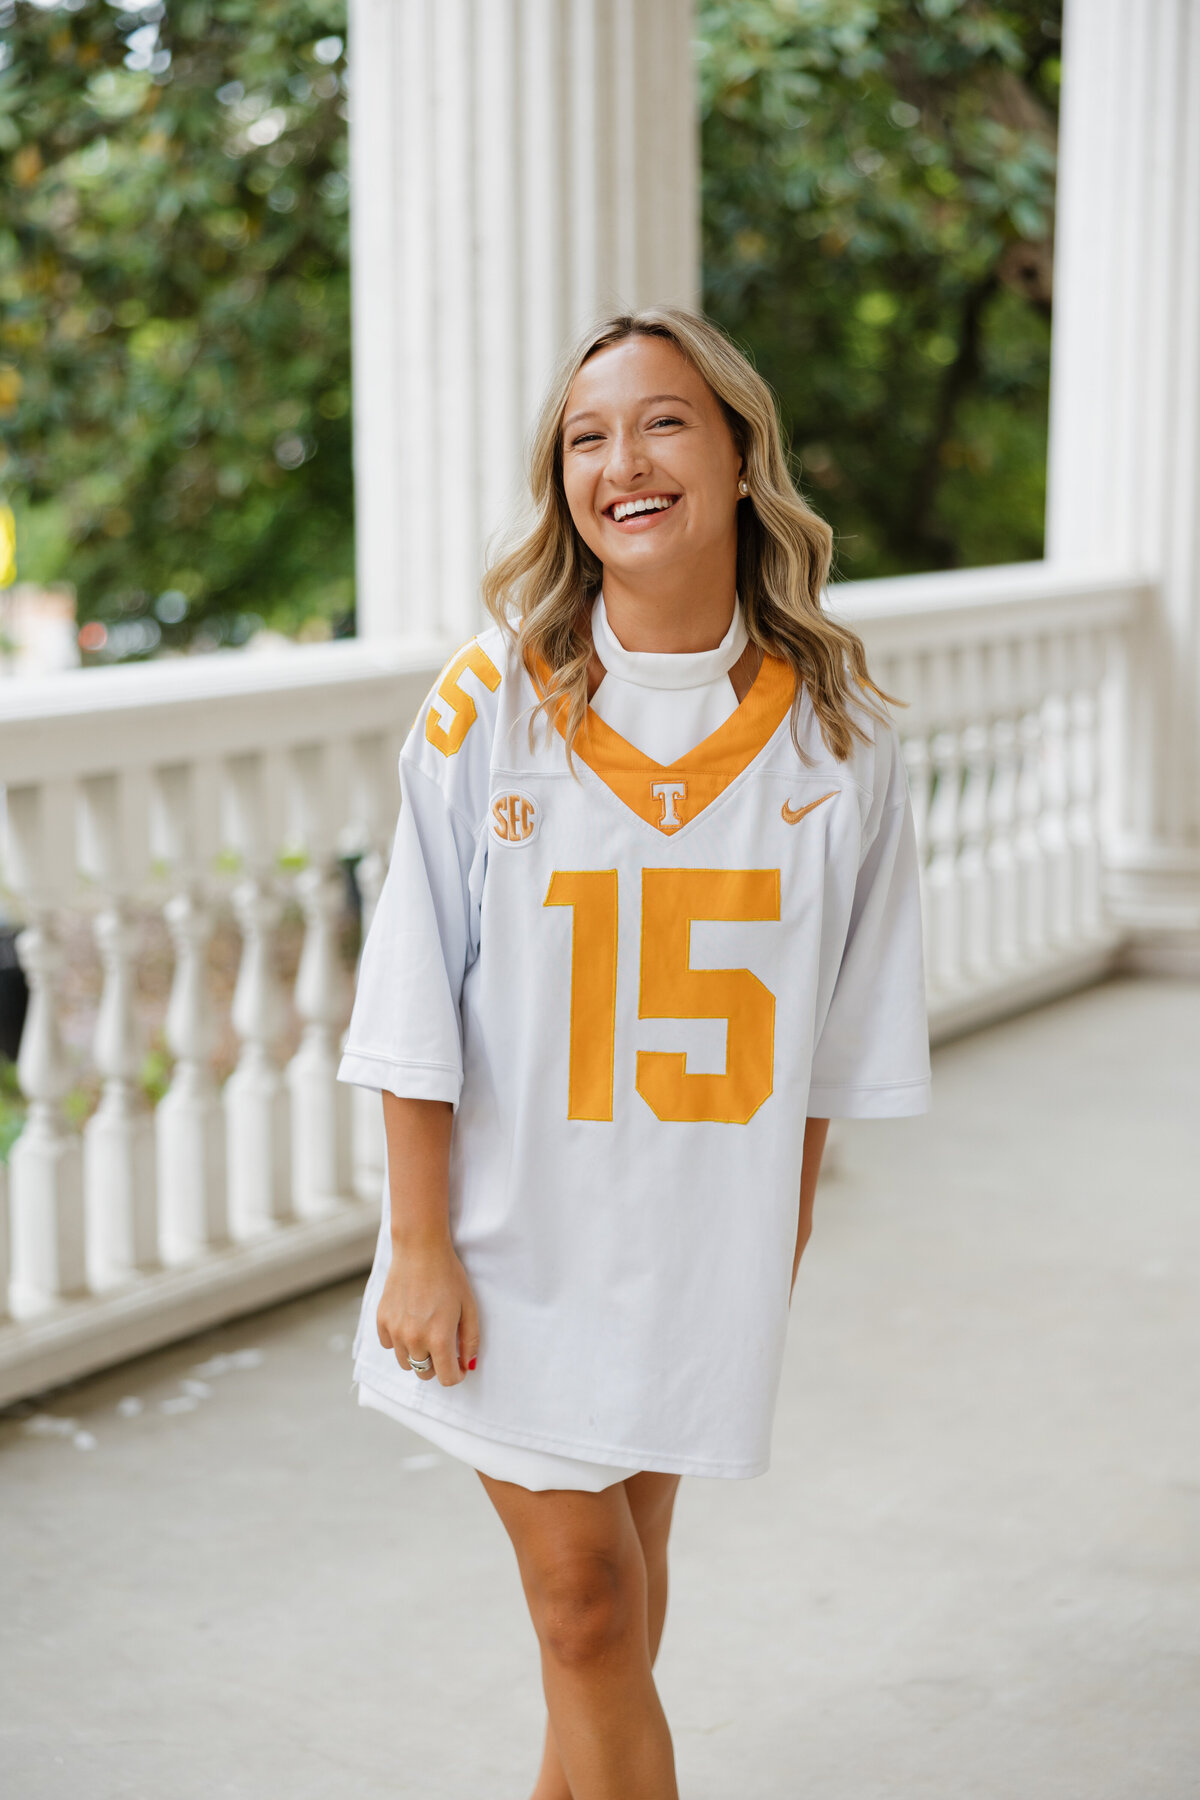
left=481, top=306, right=900, bottom=769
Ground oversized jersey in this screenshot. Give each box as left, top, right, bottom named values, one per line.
left=338, top=622, right=932, bottom=1477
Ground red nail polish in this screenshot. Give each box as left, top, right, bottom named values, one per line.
left=468, top=1357, right=477, bottom=1370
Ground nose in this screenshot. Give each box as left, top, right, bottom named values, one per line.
left=602, top=424, right=652, bottom=489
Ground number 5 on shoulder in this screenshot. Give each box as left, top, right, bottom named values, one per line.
left=425, top=640, right=502, bottom=757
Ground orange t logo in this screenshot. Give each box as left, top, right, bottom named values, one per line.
left=650, top=780, right=687, bottom=833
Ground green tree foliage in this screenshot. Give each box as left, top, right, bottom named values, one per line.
left=0, top=0, right=351, bottom=654
left=700, top=0, right=1061, bottom=577
left=1, top=2, right=1061, bottom=661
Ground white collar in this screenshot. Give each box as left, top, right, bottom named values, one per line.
left=591, top=591, right=747, bottom=691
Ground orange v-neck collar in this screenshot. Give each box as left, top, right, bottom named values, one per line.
left=525, top=645, right=797, bottom=836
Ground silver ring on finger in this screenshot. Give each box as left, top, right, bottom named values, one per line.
left=409, top=1353, right=433, bottom=1374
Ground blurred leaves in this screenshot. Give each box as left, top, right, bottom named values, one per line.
left=1, top=0, right=1061, bottom=656
left=699, top=0, right=1061, bottom=576
left=0, top=0, right=352, bottom=652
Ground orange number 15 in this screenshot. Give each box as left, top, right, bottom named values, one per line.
left=543, top=867, right=780, bottom=1126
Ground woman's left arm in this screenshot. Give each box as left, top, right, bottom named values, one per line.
left=791, top=1117, right=830, bottom=1298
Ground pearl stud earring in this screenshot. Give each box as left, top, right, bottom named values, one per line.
left=738, top=478, right=750, bottom=496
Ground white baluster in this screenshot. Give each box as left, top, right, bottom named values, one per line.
left=890, top=648, right=930, bottom=851
left=956, top=641, right=993, bottom=983
left=225, top=875, right=292, bottom=1232
left=77, top=771, right=156, bottom=1284
left=985, top=707, right=1022, bottom=971
left=84, top=902, right=158, bottom=1282
left=957, top=719, right=993, bottom=981
left=921, top=643, right=971, bottom=995
left=4, top=781, right=85, bottom=1308
left=287, top=859, right=353, bottom=1211
left=901, top=732, right=933, bottom=857
left=221, top=752, right=291, bottom=1233
left=1038, top=632, right=1073, bottom=947
left=1013, top=719, right=1048, bottom=966
left=1066, top=630, right=1105, bottom=942
left=151, top=760, right=227, bottom=1260
left=924, top=725, right=965, bottom=994
left=350, top=847, right=387, bottom=1203
left=0, top=1159, right=8, bottom=1322
left=281, top=740, right=352, bottom=1212
left=158, top=884, right=228, bottom=1259
left=9, top=915, right=87, bottom=1303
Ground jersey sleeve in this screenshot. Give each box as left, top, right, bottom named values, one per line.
left=807, top=719, right=932, bottom=1119
left=336, top=746, right=486, bottom=1111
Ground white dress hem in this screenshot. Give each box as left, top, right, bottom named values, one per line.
left=355, top=1377, right=641, bottom=1491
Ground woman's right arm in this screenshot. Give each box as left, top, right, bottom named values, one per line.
left=375, top=1092, right=480, bottom=1388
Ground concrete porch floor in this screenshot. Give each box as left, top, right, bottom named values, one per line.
left=2, top=974, right=1198, bottom=1799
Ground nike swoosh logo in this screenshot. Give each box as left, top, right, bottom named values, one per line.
left=781, top=790, right=839, bottom=825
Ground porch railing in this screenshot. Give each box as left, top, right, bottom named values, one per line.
left=0, top=636, right=447, bottom=1406
left=0, top=563, right=1146, bottom=1405
left=832, top=560, right=1146, bottom=1038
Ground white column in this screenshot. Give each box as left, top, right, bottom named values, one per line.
left=348, top=0, right=699, bottom=643
left=1047, top=0, right=1200, bottom=970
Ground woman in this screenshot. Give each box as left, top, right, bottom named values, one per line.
left=338, top=307, right=932, bottom=1799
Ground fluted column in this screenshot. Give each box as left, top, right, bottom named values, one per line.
left=1047, top=0, right=1200, bottom=970
left=348, top=0, right=699, bottom=642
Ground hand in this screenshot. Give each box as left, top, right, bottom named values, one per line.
left=376, top=1236, right=480, bottom=1387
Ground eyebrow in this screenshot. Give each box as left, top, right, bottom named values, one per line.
left=562, top=393, right=696, bottom=431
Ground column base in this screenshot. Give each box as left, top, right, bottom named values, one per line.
left=1103, top=846, right=1200, bottom=977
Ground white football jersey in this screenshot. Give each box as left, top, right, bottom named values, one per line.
left=339, top=621, right=932, bottom=1478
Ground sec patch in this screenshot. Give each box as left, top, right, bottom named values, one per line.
left=489, top=790, right=540, bottom=845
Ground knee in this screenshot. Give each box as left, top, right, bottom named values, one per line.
left=531, top=1549, right=640, bottom=1670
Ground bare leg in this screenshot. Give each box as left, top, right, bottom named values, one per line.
left=478, top=1471, right=681, bottom=1800
left=625, top=1469, right=683, bottom=1663
left=525, top=1472, right=681, bottom=1800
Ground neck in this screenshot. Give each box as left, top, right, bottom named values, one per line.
left=598, top=541, right=739, bottom=653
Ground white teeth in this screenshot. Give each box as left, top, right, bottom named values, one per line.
left=612, top=496, right=673, bottom=521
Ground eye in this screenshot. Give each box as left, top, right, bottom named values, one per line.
left=649, top=415, right=684, bottom=429
left=568, top=431, right=603, bottom=448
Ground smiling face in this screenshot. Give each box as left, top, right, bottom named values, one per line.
left=559, top=334, right=744, bottom=604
